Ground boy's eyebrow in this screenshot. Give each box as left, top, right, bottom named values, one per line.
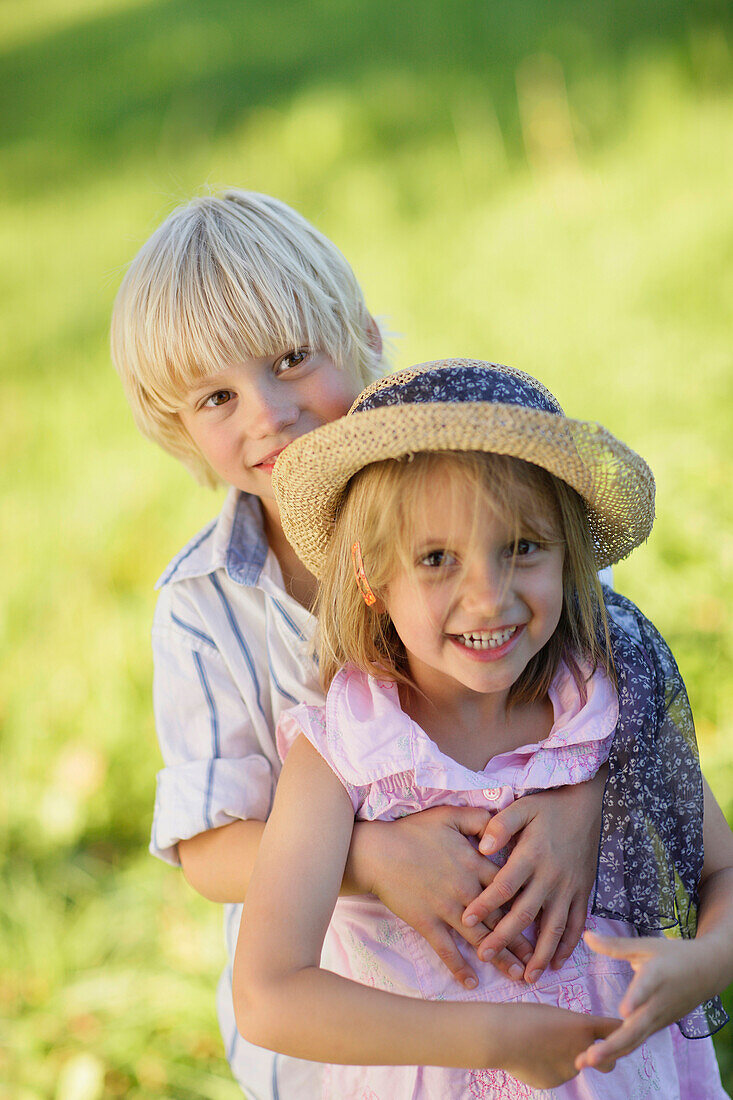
left=185, top=372, right=230, bottom=396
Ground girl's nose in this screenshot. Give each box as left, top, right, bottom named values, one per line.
left=462, top=558, right=509, bottom=616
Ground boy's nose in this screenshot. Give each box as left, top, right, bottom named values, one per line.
left=244, top=383, right=299, bottom=438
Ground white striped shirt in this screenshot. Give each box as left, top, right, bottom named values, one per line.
left=150, top=487, right=324, bottom=1099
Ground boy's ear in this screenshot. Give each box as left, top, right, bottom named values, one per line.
left=366, top=315, right=383, bottom=360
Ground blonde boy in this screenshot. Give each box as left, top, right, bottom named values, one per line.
left=112, top=189, right=604, bottom=1098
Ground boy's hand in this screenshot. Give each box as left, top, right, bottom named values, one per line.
left=462, top=776, right=604, bottom=981
left=352, top=806, right=534, bottom=989
left=501, top=1003, right=619, bottom=1088
left=575, top=932, right=715, bottom=1072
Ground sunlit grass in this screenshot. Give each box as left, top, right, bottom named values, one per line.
left=2, top=2, right=732, bottom=1094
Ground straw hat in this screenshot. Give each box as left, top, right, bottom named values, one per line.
left=272, top=359, right=655, bottom=576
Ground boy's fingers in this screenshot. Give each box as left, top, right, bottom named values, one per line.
left=551, top=896, right=587, bottom=969
left=478, top=801, right=533, bottom=854
left=487, top=946, right=526, bottom=982
left=450, top=806, right=493, bottom=840
left=463, top=859, right=532, bottom=927
left=475, top=887, right=541, bottom=962
left=422, top=922, right=479, bottom=989
left=461, top=905, right=535, bottom=968
left=523, top=900, right=571, bottom=981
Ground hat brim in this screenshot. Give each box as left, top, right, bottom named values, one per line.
left=273, top=401, right=655, bottom=577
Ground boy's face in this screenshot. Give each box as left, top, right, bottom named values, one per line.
left=178, top=348, right=361, bottom=521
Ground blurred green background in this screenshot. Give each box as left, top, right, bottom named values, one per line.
left=2, top=0, right=732, bottom=1096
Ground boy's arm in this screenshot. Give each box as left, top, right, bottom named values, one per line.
left=233, top=735, right=618, bottom=1086
left=455, top=768, right=607, bottom=975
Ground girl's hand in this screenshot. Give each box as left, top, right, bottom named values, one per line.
left=575, top=932, right=716, bottom=1072
left=351, top=806, right=534, bottom=989
left=502, top=1003, right=619, bottom=1088
left=462, top=774, right=605, bottom=981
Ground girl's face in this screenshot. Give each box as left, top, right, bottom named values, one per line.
left=382, top=472, right=564, bottom=708
left=177, top=346, right=361, bottom=525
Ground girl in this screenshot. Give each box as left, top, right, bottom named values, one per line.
left=233, top=359, right=733, bottom=1097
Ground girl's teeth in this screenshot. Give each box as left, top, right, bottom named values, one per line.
left=457, top=627, right=518, bottom=650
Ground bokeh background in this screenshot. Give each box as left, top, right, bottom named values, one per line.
left=2, top=1, right=732, bottom=1096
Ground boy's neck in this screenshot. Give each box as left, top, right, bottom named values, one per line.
left=260, top=499, right=318, bottom=610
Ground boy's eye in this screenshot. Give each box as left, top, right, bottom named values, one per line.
left=419, top=549, right=456, bottom=568
left=204, top=390, right=234, bottom=407
left=275, top=348, right=309, bottom=376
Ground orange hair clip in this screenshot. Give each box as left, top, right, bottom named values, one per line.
left=351, top=541, right=377, bottom=606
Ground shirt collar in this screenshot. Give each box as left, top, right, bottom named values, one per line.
left=324, top=662, right=616, bottom=789
left=156, top=488, right=269, bottom=589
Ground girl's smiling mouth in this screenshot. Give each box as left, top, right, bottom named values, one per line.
left=447, top=624, right=523, bottom=658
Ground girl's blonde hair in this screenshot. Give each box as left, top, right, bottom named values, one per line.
left=316, top=451, right=612, bottom=703
left=111, top=189, right=384, bottom=486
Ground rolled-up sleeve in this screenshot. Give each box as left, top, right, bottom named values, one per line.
left=150, top=589, right=275, bottom=866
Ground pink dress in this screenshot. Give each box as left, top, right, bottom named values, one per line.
left=277, top=664, right=728, bottom=1100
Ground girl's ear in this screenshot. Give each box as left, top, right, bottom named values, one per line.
left=371, top=595, right=386, bottom=615
left=366, top=315, right=383, bottom=360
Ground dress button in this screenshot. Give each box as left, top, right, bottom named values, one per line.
left=482, top=787, right=501, bottom=800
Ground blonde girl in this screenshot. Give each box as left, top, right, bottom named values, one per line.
left=233, top=360, right=733, bottom=1097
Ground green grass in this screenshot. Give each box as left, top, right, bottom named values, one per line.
left=2, top=1, right=732, bottom=1095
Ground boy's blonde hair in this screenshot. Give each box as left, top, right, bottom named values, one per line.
left=111, top=189, right=382, bottom=486
left=316, top=451, right=612, bottom=703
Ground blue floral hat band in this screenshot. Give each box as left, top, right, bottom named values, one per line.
left=273, top=359, right=655, bottom=577
left=355, top=362, right=562, bottom=418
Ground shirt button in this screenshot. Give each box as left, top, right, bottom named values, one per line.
left=482, top=787, right=501, bottom=800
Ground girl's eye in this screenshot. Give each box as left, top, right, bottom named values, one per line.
left=419, top=549, right=456, bottom=568
left=203, top=390, right=234, bottom=408
left=511, top=538, right=539, bottom=557
left=275, top=348, right=309, bottom=376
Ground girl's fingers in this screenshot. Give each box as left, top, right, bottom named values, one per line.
left=578, top=1005, right=656, bottom=1069
left=583, top=930, right=641, bottom=961
left=617, top=965, right=660, bottom=1019
left=551, top=896, right=587, bottom=969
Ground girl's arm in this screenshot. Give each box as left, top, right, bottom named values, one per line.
left=576, top=776, right=733, bottom=1071
left=233, top=734, right=618, bottom=1086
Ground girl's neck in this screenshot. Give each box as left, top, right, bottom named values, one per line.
left=400, top=683, right=554, bottom=773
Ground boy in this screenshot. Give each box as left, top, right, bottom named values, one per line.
left=111, top=189, right=604, bottom=1098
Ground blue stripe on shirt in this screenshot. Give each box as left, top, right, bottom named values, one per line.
left=192, top=650, right=220, bottom=830
left=209, top=572, right=268, bottom=723
left=171, top=612, right=216, bottom=648
left=270, top=597, right=307, bottom=642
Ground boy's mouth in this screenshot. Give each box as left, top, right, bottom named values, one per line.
left=254, top=447, right=287, bottom=472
